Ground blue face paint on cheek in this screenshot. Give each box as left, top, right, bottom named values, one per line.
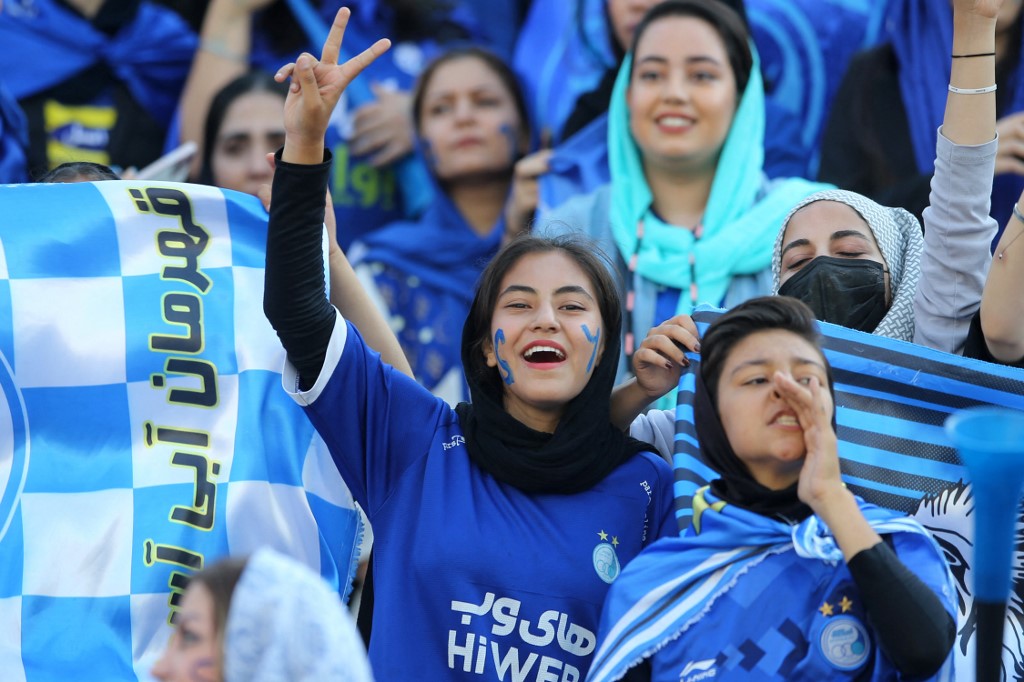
left=499, top=122, right=520, bottom=166
left=418, top=138, right=438, bottom=173
left=582, top=325, right=601, bottom=374
left=494, top=328, right=514, bottom=385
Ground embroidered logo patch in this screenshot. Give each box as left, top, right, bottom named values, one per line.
left=593, top=542, right=620, bottom=583
left=680, top=658, right=718, bottom=682
left=819, top=615, right=871, bottom=670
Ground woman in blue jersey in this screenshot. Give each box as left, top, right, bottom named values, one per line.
left=263, top=9, right=675, bottom=680
left=586, top=296, right=957, bottom=682
left=536, top=0, right=829, bottom=399
left=348, top=47, right=531, bottom=405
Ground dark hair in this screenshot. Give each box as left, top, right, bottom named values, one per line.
left=199, top=70, right=289, bottom=186
left=411, top=46, right=531, bottom=140
left=628, top=0, right=753, bottom=96
left=700, top=296, right=833, bottom=406
left=462, top=234, right=622, bottom=398
left=39, top=161, right=119, bottom=183
left=187, top=556, right=248, bottom=640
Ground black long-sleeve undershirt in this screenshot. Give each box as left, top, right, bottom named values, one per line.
left=263, top=149, right=336, bottom=391
left=848, top=540, right=956, bottom=678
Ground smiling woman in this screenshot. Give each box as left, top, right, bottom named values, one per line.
left=261, top=9, right=675, bottom=680
left=540, top=0, right=829, bottom=399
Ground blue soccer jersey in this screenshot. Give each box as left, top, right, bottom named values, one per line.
left=284, top=314, right=676, bottom=680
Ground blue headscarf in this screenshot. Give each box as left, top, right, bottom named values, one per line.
left=0, top=0, right=196, bottom=127
left=607, top=46, right=830, bottom=317
left=349, top=143, right=507, bottom=394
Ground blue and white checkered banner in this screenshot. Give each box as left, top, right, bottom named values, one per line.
left=674, top=305, right=1024, bottom=679
left=0, top=181, right=361, bottom=681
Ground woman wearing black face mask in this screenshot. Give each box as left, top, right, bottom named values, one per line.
left=774, top=189, right=919, bottom=338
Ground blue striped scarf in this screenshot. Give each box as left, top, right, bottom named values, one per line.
left=587, top=487, right=954, bottom=682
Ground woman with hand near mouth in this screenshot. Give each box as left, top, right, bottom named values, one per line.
left=263, top=9, right=675, bottom=680
left=587, top=297, right=957, bottom=682
left=539, top=0, right=828, bottom=404
left=347, top=47, right=532, bottom=406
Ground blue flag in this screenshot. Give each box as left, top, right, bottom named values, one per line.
left=674, top=305, right=1024, bottom=678
left=0, top=181, right=361, bottom=680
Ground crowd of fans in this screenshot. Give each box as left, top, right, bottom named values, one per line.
left=3, top=0, right=1024, bottom=680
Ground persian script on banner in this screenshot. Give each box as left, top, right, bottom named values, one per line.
left=0, top=181, right=361, bottom=681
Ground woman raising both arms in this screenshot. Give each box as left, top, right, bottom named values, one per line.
left=263, top=8, right=675, bottom=680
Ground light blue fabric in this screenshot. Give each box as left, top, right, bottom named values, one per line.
left=0, top=181, right=362, bottom=680
left=588, top=487, right=956, bottom=682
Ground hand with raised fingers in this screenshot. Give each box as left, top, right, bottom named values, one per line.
left=275, top=7, right=391, bottom=161
left=633, top=315, right=700, bottom=401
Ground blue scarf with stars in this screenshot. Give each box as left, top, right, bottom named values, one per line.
left=586, top=487, right=954, bottom=682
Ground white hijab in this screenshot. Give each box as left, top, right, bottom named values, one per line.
left=225, top=549, right=373, bottom=682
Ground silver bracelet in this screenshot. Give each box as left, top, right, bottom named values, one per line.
left=948, top=83, right=997, bottom=95
left=998, top=203, right=1024, bottom=260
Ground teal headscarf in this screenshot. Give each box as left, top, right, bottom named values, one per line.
left=608, top=45, right=831, bottom=315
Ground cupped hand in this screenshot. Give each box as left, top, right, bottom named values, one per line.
left=772, top=373, right=844, bottom=509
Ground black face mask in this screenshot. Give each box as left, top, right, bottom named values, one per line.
left=778, top=256, right=888, bottom=332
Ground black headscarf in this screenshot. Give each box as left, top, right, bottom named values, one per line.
left=693, top=369, right=815, bottom=522
left=454, top=309, right=650, bottom=495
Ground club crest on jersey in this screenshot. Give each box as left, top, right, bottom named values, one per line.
left=818, top=615, right=871, bottom=670
left=593, top=529, right=621, bottom=583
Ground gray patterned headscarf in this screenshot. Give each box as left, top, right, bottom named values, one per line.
left=225, top=549, right=374, bottom=682
left=771, top=189, right=923, bottom=342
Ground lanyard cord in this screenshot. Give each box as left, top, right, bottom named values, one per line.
left=623, top=217, right=703, bottom=368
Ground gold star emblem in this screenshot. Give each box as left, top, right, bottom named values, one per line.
left=839, top=596, right=853, bottom=613
left=598, top=530, right=608, bottom=541
left=818, top=601, right=834, bottom=617
left=612, top=536, right=619, bottom=547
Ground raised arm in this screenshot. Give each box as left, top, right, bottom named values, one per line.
left=263, top=8, right=390, bottom=388
left=177, top=0, right=273, bottom=179
left=913, top=0, right=1000, bottom=353
left=258, top=155, right=414, bottom=379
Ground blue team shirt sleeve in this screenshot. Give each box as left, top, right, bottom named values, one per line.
left=282, top=310, right=455, bottom=516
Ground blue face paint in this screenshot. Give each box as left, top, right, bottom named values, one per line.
left=418, top=138, right=438, bottom=173
left=494, top=328, right=514, bottom=385
left=499, top=122, right=520, bottom=167
left=583, top=325, right=601, bottom=374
